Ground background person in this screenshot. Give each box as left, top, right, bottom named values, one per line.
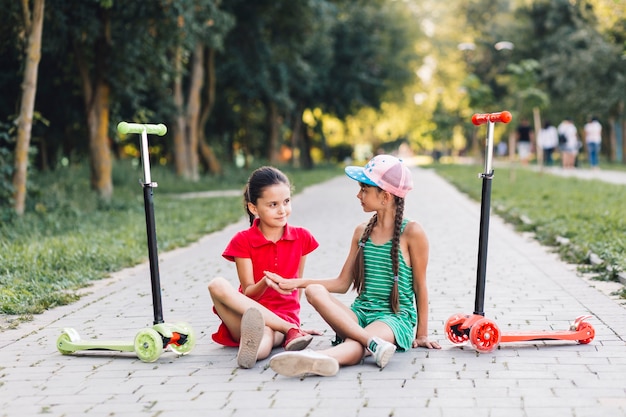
left=583, top=116, right=602, bottom=169
left=515, top=118, right=534, bottom=165
left=537, top=120, right=559, bottom=166
left=557, top=118, right=579, bottom=169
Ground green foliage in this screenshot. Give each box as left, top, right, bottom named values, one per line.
left=514, top=0, right=625, bottom=119
left=432, top=163, right=626, bottom=280
left=324, top=0, right=421, bottom=117
left=0, top=161, right=342, bottom=315
left=0, top=120, right=15, bottom=221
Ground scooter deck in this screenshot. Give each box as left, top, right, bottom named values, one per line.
left=59, top=340, right=136, bottom=352
left=500, top=329, right=592, bottom=343
left=56, top=328, right=136, bottom=353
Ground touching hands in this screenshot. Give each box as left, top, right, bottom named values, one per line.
left=264, top=271, right=300, bottom=294
left=412, top=336, right=442, bottom=349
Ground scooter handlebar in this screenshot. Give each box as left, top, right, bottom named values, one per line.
left=471, top=111, right=512, bottom=126
left=117, top=122, right=167, bottom=136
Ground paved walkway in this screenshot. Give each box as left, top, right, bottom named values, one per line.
left=1, top=167, right=625, bottom=417
left=530, top=164, right=626, bottom=185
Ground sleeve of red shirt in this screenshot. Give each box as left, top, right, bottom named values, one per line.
left=299, top=227, right=319, bottom=256
left=222, top=230, right=250, bottom=262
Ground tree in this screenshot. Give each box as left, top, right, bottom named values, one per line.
left=169, top=0, right=234, bottom=180
left=45, top=0, right=126, bottom=201
left=12, top=0, right=45, bottom=216
left=523, top=1, right=622, bottom=115
left=215, top=0, right=334, bottom=167
left=297, top=0, right=423, bottom=165
left=514, top=0, right=625, bottom=161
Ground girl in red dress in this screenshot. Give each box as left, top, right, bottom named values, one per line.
left=208, top=166, right=319, bottom=368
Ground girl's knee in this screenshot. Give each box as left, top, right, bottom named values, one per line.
left=304, top=283, right=328, bottom=304
left=207, top=276, right=229, bottom=296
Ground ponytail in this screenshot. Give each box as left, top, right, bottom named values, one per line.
left=352, top=214, right=377, bottom=294
left=352, top=194, right=405, bottom=314
left=389, top=196, right=404, bottom=313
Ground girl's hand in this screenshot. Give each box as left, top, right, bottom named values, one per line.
left=264, top=271, right=301, bottom=291
left=263, top=276, right=294, bottom=295
left=301, top=328, right=324, bottom=336
left=412, top=336, right=441, bottom=349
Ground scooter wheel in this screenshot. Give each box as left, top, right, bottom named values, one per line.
left=445, top=313, right=469, bottom=344
left=56, top=328, right=81, bottom=355
left=576, top=321, right=595, bottom=344
left=134, top=328, right=164, bottom=363
left=168, top=322, right=197, bottom=356
left=469, top=318, right=500, bottom=353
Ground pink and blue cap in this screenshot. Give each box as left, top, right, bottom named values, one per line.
left=345, top=155, right=413, bottom=198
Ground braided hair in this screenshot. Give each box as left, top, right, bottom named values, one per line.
left=352, top=191, right=405, bottom=314
left=243, top=166, right=292, bottom=226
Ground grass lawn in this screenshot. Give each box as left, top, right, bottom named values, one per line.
left=430, top=162, right=626, bottom=294
left=0, top=160, right=343, bottom=320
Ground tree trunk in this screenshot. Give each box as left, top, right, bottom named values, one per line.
left=197, top=47, right=221, bottom=174
left=532, top=107, right=542, bottom=168
left=172, top=45, right=189, bottom=178
left=12, top=0, right=44, bottom=216
left=289, top=109, right=301, bottom=168
left=76, top=7, right=113, bottom=200
left=299, top=118, right=314, bottom=169
left=291, top=104, right=312, bottom=169
left=185, top=42, right=204, bottom=181
left=87, top=82, right=113, bottom=200
left=267, top=100, right=281, bottom=163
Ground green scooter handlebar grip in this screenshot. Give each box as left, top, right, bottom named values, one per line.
left=117, top=121, right=167, bottom=136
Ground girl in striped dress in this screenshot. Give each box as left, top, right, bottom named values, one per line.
left=265, top=155, right=441, bottom=377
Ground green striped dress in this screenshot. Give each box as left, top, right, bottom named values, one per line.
left=350, top=219, right=417, bottom=351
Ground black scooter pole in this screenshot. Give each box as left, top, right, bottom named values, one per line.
left=117, top=122, right=168, bottom=325
left=142, top=182, right=164, bottom=325
left=470, top=112, right=512, bottom=316
left=474, top=170, right=493, bottom=316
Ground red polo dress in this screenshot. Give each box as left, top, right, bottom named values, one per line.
left=212, top=219, right=319, bottom=346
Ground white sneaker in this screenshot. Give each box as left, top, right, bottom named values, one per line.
left=269, top=349, right=339, bottom=377
left=367, top=337, right=396, bottom=369
left=237, top=307, right=264, bottom=369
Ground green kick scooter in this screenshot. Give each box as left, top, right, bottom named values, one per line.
left=56, top=122, right=197, bottom=362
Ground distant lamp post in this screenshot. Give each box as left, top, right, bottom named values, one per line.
left=458, top=42, right=476, bottom=52
left=493, top=41, right=516, bottom=162
left=494, top=41, right=514, bottom=51
left=413, top=93, right=427, bottom=106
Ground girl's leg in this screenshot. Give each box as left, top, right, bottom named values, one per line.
left=208, top=276, right=295, bottom=339
left=256, top=327, right=280, bottom=360
left=304, top=284, right=370, bottom=347
left=268, top=319, right=397, bottom=376
left=305, top=284, right=396, bottom=366
left=209, top=277, right=312, bottom=367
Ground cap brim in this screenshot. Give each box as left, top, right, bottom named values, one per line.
left=345, top=166, right=378, bottom=187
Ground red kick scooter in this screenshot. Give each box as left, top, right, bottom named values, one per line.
left=444, top=111, right=595, bottom=353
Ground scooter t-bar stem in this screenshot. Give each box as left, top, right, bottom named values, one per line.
left=117, top=122, right=167, bottom=136
left=472, top=110, right=512, bottom=317
left=116, top=121, right=168, bottom=325
left=471, top=111, right=512, bottom=126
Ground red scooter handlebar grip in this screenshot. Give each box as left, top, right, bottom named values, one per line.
left=471, top=111, right=512, bottom=125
